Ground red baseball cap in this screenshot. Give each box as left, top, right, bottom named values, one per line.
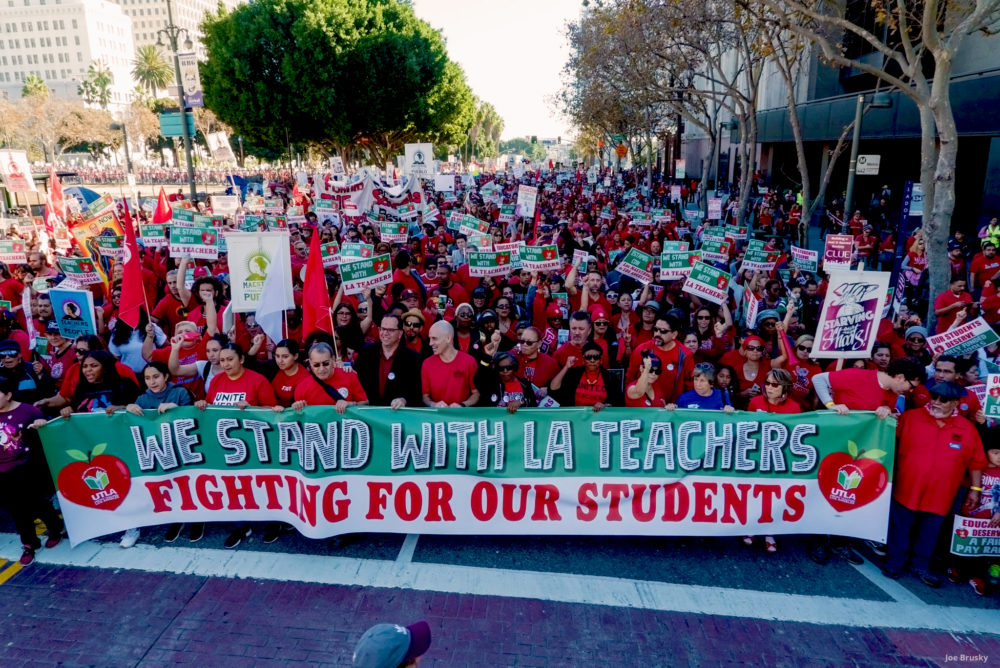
left=546, top=303, right=562, bottom=318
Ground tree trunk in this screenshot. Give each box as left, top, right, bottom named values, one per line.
left=917, top=104, right=939, bottom=329
left=926, top=66, right=959, bottom=334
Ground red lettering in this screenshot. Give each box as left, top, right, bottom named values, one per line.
left=721, top=483, right=752, bottom=525
left=471, top=481, right=498, bottom=521
left=501, top=484, right=531, bottom=521
left=661, top=483, right=689, bottom=521
left=195, top=474, right=223, bottom=510
left=296, top=480, right=320, bottom=526
left=285, top=475, right=299, bottom=518
left=173, top=474, right=198, bottom=511
left=223, top=475, right=260, bottom=510
left=532, top=484, right=561, bottom=521
left=602, top=483, right=630, bottom=522
left=395, top=481, right=422, bottom=521
left=145, top=480, right=174, bottom=512
left=753, top=484, right=783, bottom=523
left=783, top=485, right=806, bottom=522
left=321, top=481, right=350, bottom=522
left=424, top=482, right=456, bottom=522
left=576, top=482, right=598, bottom=521
left=631, top=484, right=659, bottom=522
left=255, top=474, right=285, bottom=509
left=691, top=482, right=718, bottom=522
left=366, top=482, right=393, bottom=520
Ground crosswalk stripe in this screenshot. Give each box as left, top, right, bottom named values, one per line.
left=0, top=560, right=22, bottom=585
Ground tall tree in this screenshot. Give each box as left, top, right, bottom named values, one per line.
left=132, top=44, right=173, bottom=97
left=21, top=74, right=49, bottom=100
left=78, top=61, right=114, bottom=110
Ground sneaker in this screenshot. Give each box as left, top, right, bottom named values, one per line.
left=119, top=528, right=140, bottom=549
left=765, top=536, right=777, bottom=554
left=262, top=523, right=282, bottom=544
left=864, top=540, right=888, bottom=557
left=164, top=523, right=184, bottom=543
left=832, top=545, right=864, bottom=565
left=19, top=546, right=35, bottom=565
left=43, top=533, right=62, bottom=549
left=970, top=578, right=987, bottom=596
left=809, top=544, right=831, bottom=565
left=947, top=567, right=963, bottom=584
left=881, top=567, right=902, bottom=580
left=224, top=527, right=250, bottom=549
left=188, top=522, right=205, bottom=543
left=918, top=572, right=942, bottom=588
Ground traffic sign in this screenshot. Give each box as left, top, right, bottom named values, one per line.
left=857, top=154, right=880, bottom=175
left=158, top=112, right=195, bottom=138
left=615, top=143, right=628, bottom=158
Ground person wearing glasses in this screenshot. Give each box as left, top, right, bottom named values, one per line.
left=481, top=352, right=537, bottom=413
left=671, top=363, right=735, bottom=412
left=290, top=342, right=369, bottom=412
left=729, top=335, right=771, bottom=409
left=748, top=369, right=801, bottom=414
left=550, top=341, right=622, bottom=411
left=34, top=335, right=139, bottom=415
left=0, top=339, right=53, bottom=405
left=399, top=309, right=432, bottom=358
left=625, top=353, right=666, bottom=407
left=354, top=314, right=423, bottom=409
left=901, top=325, right=932, bottom=366
left=625, top=313, right=694, bottom=405
left=515, top=326, right=560, bottom=392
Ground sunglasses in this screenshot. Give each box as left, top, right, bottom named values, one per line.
left=796, top=344, right=811, bottom=351
left=457, top=311, right=473, bottom=318
left=583, top=354, right=602, bottom=361
left=497, top=365, right=516, bottom=371
left=311, top=361, right=333, bottom=368
left=647, top=367, right=662, bottom=375
left=75, top=348, right=89, bottom=354
left=594, top=320, right=609, bottom=326
left=0, top=351, right=18, bottom=358
left=745, top=345, right=764, bottom=352
left=404, top=321, right=422, bottom=328
left=519, top=339, right=538, bottom=345
left=653, top=327, right=672, bottom=334
left=764, top=380, right=783, bottom=388
left=696, top=315, right=712, bottom=320
left=496, top=304, right=511, bottom=309
left=907, top=337, right=925, bottom=343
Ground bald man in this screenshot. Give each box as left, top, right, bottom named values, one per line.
left=421, top=320, right=480, bottom=407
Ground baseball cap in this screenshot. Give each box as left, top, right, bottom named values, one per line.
left=590, top=306, right=609, bottom=321
left=401, top=289, right=419, bottom=300
left=353, top=621, right=431, bottom=668
left=546, top=303, right=563, bottom=318
left=0, top=339, right=19, bottom=355
left=643, top=300, right=660, bottom=312
left=43, top=320, right=60, bottom=336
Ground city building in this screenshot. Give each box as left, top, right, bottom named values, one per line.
left=113, top=0, right=244, bottom=59
left=0, top=0, right=135, bottom=111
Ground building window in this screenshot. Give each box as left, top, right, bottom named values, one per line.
left=71, top=19, right=77, bottom=29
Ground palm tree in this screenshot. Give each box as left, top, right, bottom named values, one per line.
left=21, top=74, right=49, bottom=100
left=132, top=44, right=173, bottom=97
left=78, top=61, right=114, bottom=110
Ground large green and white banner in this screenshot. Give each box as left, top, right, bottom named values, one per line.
left=39, top=408, right=896, bottom=545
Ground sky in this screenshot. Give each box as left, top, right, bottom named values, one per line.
left=411, top=0, right=581, bottom=142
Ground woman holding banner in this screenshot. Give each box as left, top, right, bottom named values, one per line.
left=550, top=341, right=622, bottom=411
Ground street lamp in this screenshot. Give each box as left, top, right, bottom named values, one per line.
left=156, top=0, right=197, bottom=201
left=844, top=91, right=893, bottom=219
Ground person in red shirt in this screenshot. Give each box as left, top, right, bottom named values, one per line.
left=291, top=342, right=368, bottom=412
left=748, top=369, right=802, bottom=414
left=555, top=311, right=608, bottom=369
left=626, top=313, right=694, bottom=404
left=270, top=339, right=311, bottom=408
left=196, top=343, right=276, bottom=408
left=932, top=276, right=973, bottom=333
left=910, top=355, right=986, bottom=423
left=812, top=357, right=925, bottom=418
left=515, top=326, right=560, bottom=391
left=885, top=381, right=987, bottom=586
left=854, top=225, right=878, bottom=269
left=625, top=353, right=666, bottom=407
left=421, top=320, right=480, bottom=407
left=152, top=269, right=188, bottom=335
left=968, top=240, right=1000, bottom=294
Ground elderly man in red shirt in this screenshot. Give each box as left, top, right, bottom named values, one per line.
left=884, top=381, right=987, bottom=587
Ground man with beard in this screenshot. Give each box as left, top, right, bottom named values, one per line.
left=626, top=313, right=694, bottom=404
left=565, top=262, right=613, bottom=315
left=515, top=326, right=560, bottom=394
left=434, top=263, right=469, bottom=310
left=554, top=311, right=607, bottom=368
left=400, top=309, right=432, bottom=358
left=354, top=314, right=423, bottom=408
left=884, top=381, right=987, bottom=587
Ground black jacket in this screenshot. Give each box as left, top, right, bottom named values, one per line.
left=554, top=366, right=624, bottom=407
left=354, top=342, right=423, bottom=407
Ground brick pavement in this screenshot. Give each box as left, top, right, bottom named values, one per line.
left=0, top=563, right=997, bottom=667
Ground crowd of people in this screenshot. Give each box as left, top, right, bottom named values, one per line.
left=0, top=165, right=997, bottom=598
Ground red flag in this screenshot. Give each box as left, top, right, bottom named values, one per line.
left=301, top=231, right=333, bottom=337
left=43, top=191, right=57, bottom=236
left=152, top=186, right=172, bottom=225
left=118, top=200, right=146, bottom=328
left=48, top=164, right=66, bottom=220
left=531, top=205, right=542, bottom=245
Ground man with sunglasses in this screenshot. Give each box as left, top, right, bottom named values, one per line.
left=515, top=326, right=559, bottom=392
left=399, top=309, right=432, bottom=358
left=626, top=313, right=694, bottom=404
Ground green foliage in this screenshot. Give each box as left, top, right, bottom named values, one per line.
left=132, top=44, right=174, bottom=96
left=500, top=137, right=546, bottom=162
left=78, top=61, right=114, bottom=110
left=200, top=0, right=477, bottom=161
left=21, top=74, right=49, bottom=100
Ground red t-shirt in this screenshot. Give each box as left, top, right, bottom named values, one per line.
left=969, top=253, right=1000, bottom=290
left=59, top=362, right=138, bottom=399
left=624, top=381, right=666, bottom=408
left=42, top=343, right=76, bottom=387
left=828, top=368, right=897, bottom=410
left=574, top=369, right=607, bottom=407
left=933, top=290, right=973, bottom=333
left=151, top=340, right=209, bottom=399
left=517, top=352, right=560, bottom=389
left=272, top=364, right=311, bottom=407
left=152, top=293, right=188, bottom=334
left=748, top=395, right=802, bottom=413
left=421, top=351, right=478, bottom=405
left=293, top=369, right=368, bottom=406
left=626, top=341, right=695, bottom=404
left=207, top=369, right=277, bottom=406
left=554, top=342, right=609, bottom=369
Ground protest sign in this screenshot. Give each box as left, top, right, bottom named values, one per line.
left=950, top=516, right=1000, bottom=557
left=211, top=195, right=240, bottom=216
left=169, top=222, right=219, bottom=260
left=812, top=271, right=890, bottom=359
left=708, top=198, right=722, bottom=220
left=320, top=241, right=341, bottom=268
left=329, top=156, right=346, bottom=176
left=520, top=245, right=561, bottom=272
left=926, top=317, right=1000, bottom=357
left=340, top=242, right=374, bottom=260
left=630, top=212, right=653, bottom=226
left=660, top=250, right=701, bottom=280
left=702, top=226, right=726, bottom=242
left=670, top=185, right=681, bottom=203
left=225, top=232, right=293, bottom=313
left=267, top=215, right=289, bottom=230
left=468, top=249, right=514, bottom=277
left=49, top=288, right=97, bottom=338
left=171, top=207, right=196, bottom=224
left=495, top=241, right=521, bottom=269
left=700, top=240, right=731, bottom=264
left=498, top=205, right=517, bottom=224
left=95, top=235, right=125, bottom=261
left=56, top=257, right=103, bottom=285
left=616, top=248, right=655, bottom=284
left=662, top=241, right=690, bottom=252
left=140, top=224, right=168, bottom=247
left=682, top=261, right=731, bottom=305
left=38, top=407, right=897, bottom=546
left=0, top=240, right=27, bottom=265
left=0, top=149, right=35, bottom=192
left=744, top=290, right=760, bottom=329
left=724, top=225, right=748, bottom=241
left=379, top=221, right=409, bottom=244
left=433, top=174, right=455, bottom=192
left=791, top=245, right=818, bottom=273
left=984, top=374, right=1000, bottom=418
left=459, top=215, right=490, bottom=238
left=516, top=185, right=538, bottom=217
left=741, top=248, right=780, bottom=273
left=447, top=211, right=464, bottom=231
left=340, top=254, right=392, bottom=294
left=264, top=198, right=284, bottom=215
left=404, top=143, right=434, bottom=178
left=823, top=235, right=854, bottom=270
left=53, top=226, right=72, bottom=251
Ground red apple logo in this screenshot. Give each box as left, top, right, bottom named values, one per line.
left=397, top=224, right=407, bottom=235
left=373, top=259, right=389, bottom=273
left=497, top=253, right=509, bottom=265
left=13, top=243, right=23, bottom=252
left=645, top=260, right=653, bottom=272
left=767, top=254, right=778, bottom=262
left=955, top=528, right=969, bottom=539
left=361, top=248, right=372, bottom=258
left=56, top=444, right=131, bottom=511
left=542, top=248, right=556, bottom=260
left=688, top=255, right=699, bottom=266
left=716, top=276, right=729, bottom=289
left=201, top=233, right=216, bottom=245
left=80, top=261, right=94, bottom=273
left=817, top=440, right=888, bottom=512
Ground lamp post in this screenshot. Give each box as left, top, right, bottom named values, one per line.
left=844, top=91, right=893, bottom=219
left=157, top=0, right=197, bottom=201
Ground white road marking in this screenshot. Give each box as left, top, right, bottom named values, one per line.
left=1, top=534, right=995, bottom=635
left=396, top=534, right=419, bottom=564
left=850, top=557, right=927, bottom=606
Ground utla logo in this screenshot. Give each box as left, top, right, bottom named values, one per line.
left=716, top=276, right=729, bottom=289
left=955, top=528, right=970, bottom=539
left=56, top=443, right=131, bottom=511
left=79, top=261, right=94, bottom=273
left=201, top=232, right=217, bottom=245
left=817, top=440, right=888, bottom=512
left=373, top=259, right=389, bottom=274
left=542, top=248, right=557, bottom=260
